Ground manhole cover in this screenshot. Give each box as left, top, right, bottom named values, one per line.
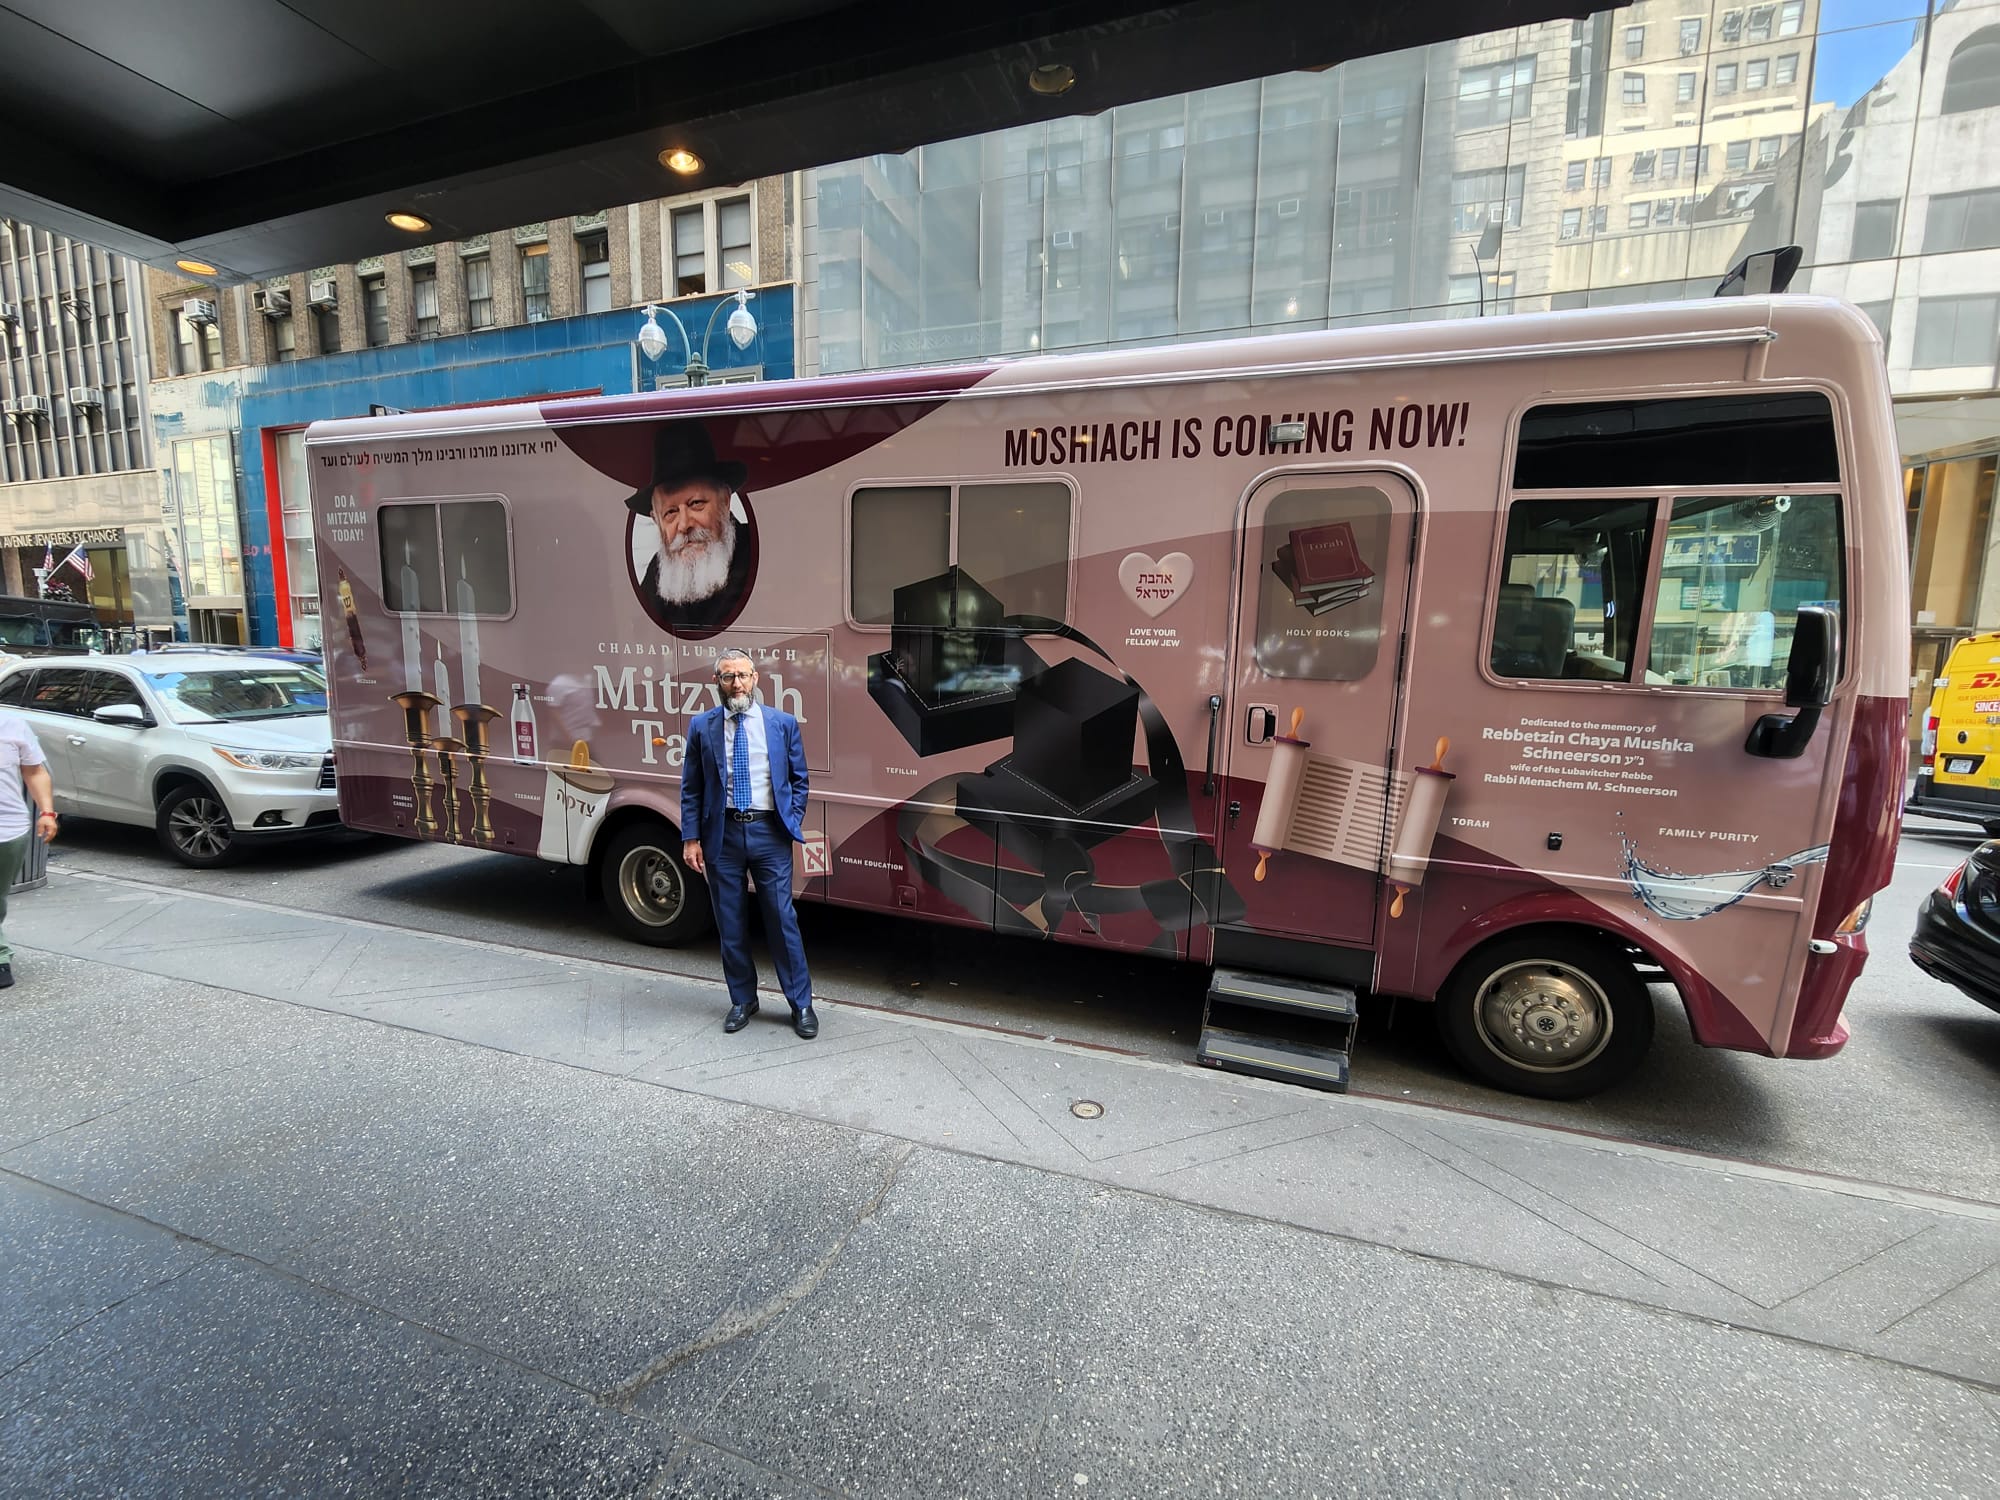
left=1070, top=1100, right=1104, bottom=1120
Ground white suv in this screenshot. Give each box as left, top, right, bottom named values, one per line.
left=0, top=653, right=340, bottom=867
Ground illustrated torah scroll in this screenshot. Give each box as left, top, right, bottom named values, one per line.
left=1249, top=709, right=1454, bottom=917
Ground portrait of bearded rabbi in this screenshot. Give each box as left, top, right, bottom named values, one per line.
left=627, top=421, right=757, bottom=635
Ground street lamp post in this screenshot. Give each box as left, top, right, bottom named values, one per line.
left=636, top=289, right=759, bottom=388
left=1470, top=221, right=1503, bottom=318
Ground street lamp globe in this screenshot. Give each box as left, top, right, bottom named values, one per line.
left=636, top=308, right=670, bottom=362
left=726, top=299, right=758, bottom=350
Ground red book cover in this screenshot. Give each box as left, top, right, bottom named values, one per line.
left=1286, top=521, right=1374, bottom=589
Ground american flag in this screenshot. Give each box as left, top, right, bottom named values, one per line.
left=42, top=542, right=52, bottom=573
left=58, top=543, right=92, bottom=582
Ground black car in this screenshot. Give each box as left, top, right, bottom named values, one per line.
left=1910, top=840, right=2000, bottom=1014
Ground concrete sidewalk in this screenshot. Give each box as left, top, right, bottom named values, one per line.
left=3, top=868, right=1996, bottom=1498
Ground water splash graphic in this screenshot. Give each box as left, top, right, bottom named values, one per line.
left=1620, top=839, right=1831, bottom=921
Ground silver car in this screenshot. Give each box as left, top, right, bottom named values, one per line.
left=0, top=652, right=340, bottom=867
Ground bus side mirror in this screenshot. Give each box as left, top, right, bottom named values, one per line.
left=1745, top=607, right=1837, bottom=759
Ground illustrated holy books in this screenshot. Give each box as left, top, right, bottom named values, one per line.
left=1272, top=521, right=1375, bottom=614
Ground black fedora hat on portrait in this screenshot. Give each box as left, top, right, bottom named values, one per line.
left=624, top=420, right=749, bottom=514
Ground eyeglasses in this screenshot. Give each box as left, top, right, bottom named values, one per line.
left=716, top=670, right=755, bottom=682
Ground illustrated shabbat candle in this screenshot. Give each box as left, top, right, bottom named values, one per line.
left=432, top=644, right=453, bottom=738
left=537, top=740, right=616, bottom=863
left=455, top=557, right=481, bottom=707
left=1248, top=708, right=1453, bottom=919
left=399, top=542, right=424, bottom=695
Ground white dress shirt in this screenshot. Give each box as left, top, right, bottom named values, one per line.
left=722, top=705, right=775, bottom=811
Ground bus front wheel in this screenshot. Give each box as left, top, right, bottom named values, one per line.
left=599, top=821, right=713, bottom=947
left=1437, top=933, right=1654, bottom=1100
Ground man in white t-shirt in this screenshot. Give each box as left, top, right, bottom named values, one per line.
left=0, top=706, right=58, bottom=988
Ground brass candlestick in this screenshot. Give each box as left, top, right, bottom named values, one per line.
left=429, top=734, right=466, bottom=843
left=452, top=703, right=500, bottom=845
left=391, top=690, right=442, bottom=837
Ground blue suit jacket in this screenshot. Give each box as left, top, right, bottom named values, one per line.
left=681, top=703, right=809, bottom=847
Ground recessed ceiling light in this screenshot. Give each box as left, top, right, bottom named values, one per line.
left=1028, top=62, right=1076, bottom=96
left=660, top=148, right=703, bottom=175
left=385, top=212, right=431, bottom=233
left=175, top=258, right=217, bottom=276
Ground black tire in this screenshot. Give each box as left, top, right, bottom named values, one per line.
left=1436, top=932, right=1655, bottom=1100
left=599, top=820, right=713, bottom=947
left=156, top=782, right=241, bottom=868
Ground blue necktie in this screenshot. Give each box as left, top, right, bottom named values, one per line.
left=730, top=711, right=751, bottom=811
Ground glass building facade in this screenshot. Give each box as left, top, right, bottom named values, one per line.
left=802, top=0, right=2000, bottom=729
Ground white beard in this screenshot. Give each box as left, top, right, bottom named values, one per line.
left=724, top=691, right=753, bottom=714
left=653, top=512, right=737, bottom=604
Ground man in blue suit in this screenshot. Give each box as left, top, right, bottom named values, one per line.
left=681, top=647, right=817, bottom=1038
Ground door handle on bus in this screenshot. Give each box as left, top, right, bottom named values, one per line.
left=1203, top=694, right=1223, bottom=796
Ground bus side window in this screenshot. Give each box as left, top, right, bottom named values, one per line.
left=1645, top=494, right=1843, bottom=690
left=1489, top=498, right=1657, bottom=682
left=379, top=498, right=512, bottom=615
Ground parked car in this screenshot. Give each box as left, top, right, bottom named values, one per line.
left=0, top=653, right=340, bottom=867
left=1909, top=839, right=2000, bottom=1015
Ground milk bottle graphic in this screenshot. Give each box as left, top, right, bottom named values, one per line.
left=510, top=684, right=539, bottom=765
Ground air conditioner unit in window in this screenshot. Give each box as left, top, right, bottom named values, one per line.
left=1162, top=212, right=1181, bottom=231
left=12, top=393, right=49, bottom=421
left=254, top=287, right=291, bottom=317
left=1276, top=197, right=1301, bottom=218
left=0, top=301, right=17, bottom=324
left=182, top=298, right=218, bottom=327
left=68, top=386, right=103, bottom=412
left=1203, top=209, right=1227, bottom=227
left=1050, top=230, right=1077, bottom=248
left=308, top=278, right=337, bottom=308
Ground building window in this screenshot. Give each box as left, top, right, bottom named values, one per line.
left=1942, top=27, right=2000, bottom=115
left=1855, top=300, right=1891, bottom=351
left=1678, top=71, right=1697, bottom=103
left=1716, top=63, right=1739, bottom=96
left=1451, top=166, right=1526, bottom=232
left=410, top=263, right=439, bottom=338
left=1748, top=4, right=1775, bottom=42
left=1654, top=199, right=1676, bottom=224
left=1679, top=17, right=1702, bottom=55
left=170, top=435, right=245, bottom=598
left=1458, top=57, right=1538, bottom=130
left=1778, top=0, right=1803, bottom=37
left=1698, top=144, right=1714, bottom=178
left=1622, top=72, right=1645, bottom=105
left=361, top=274, right=388, bottom=347
left=1629, top=201, right=1652, bottom=229
left=1588, top=205, right=1608, bottom=234
left=578, top=231, right=611, bottom=313
left=1594, top=157, right=1612, bottom=187
left=1660, top=146, right=1681, bottom=181
left=1633, top=150, right=1657, bottom=182
left=1757, top=135, right=1781, bottom=168
left=1446, top=272, right=1516, bottom=316
left=520, top=244, right=550, bottom=322
left=719, top=196, right=753, bottom=288
left=1727, top=140, right=1751, bottom=172
left=1923, top=187, right=2000, bottom=253
left=1566, top=160, right=1586, bottom=190
left=672, top=206, right=706, bottom=296
left=1776, top=53, right=1799, bottom=87
left=1850, top=199, right=1899, bottom=261
left=1747, top=59, right=1769, bottom=90
left=1720, top=10, right=1744, bottom=44
left=1624, top=25, right=1645, bottom=59
left=1912, top=295, right=2000, bottom=369
left=313, top=304, right=338, bottom=352
left=1560, top=207, right=1583, bottom=240
left=463, top=254, right=493, bottom=329
left=272, top=314, right=295, bottom=362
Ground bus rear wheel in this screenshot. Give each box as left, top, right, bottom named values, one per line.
left=600, top=822, right=713, bottom=947
left=1437, top=933, right=1654, bottom=1100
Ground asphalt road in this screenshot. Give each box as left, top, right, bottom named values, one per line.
left=36, top=810, right=2000, bottom=1202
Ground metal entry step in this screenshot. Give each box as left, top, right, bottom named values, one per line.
left=1196, top=969, right=1359, bottom=1094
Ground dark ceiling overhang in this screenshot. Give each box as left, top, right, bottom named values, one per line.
left=0, top=0, right=1591, bottom=283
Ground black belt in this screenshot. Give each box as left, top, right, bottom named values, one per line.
left=727, top=808, right=776, bottom=822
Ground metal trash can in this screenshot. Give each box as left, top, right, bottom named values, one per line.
left=10, top=829, right=48, bottom=894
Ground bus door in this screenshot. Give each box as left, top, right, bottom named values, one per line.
left=1219, top=472, right=1418, bottom=950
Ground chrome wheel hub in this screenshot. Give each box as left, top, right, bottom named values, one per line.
left=1473, top=960, right=1612, bottom=1073
left=618, top=846, right=684, bottom=927
left=170, top=798, right=231, bottom=860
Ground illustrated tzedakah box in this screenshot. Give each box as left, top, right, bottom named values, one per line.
left=867, top=567, right=1046, bottom=757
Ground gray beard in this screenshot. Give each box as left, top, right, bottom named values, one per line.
left=724, top=692, right=753, bottom=714
left=653, top=513, right=736, bottom=604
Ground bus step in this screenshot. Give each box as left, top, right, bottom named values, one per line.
left=1207, top=968, right=1359, bottom=1023
left=1196, top=1026, right=1350, bottom=1093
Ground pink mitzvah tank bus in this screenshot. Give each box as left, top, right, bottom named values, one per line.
left=310, top=295, right=1908, bottom=1099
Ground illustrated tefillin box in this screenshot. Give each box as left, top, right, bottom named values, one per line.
left=868, top=567, right=1044, bottom=757
left=1009, top=657, right=1140, bottom=810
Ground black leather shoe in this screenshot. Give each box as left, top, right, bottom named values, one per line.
left=791, top=1005, right=819, bottom=1040
left=0, top=963, right=12, bottom=989
left=723, top=999, right=759, bottom=1033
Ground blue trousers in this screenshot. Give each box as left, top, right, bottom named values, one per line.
left=705, top=816, right=813, bottom=1012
